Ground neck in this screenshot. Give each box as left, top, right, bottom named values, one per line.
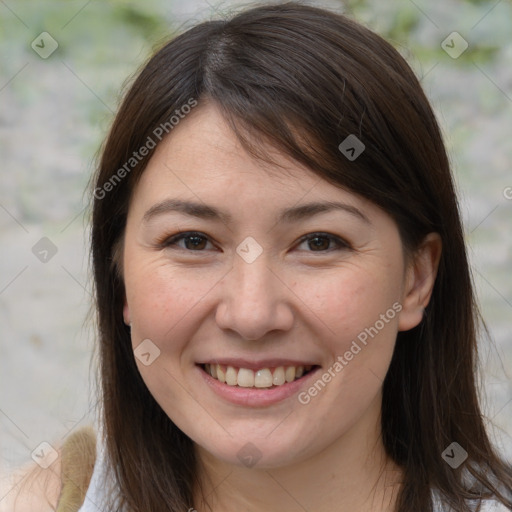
left=193, top=396, right=403, bottom=512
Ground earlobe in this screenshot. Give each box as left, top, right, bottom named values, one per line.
left=398, top=233, right=442, bottom=332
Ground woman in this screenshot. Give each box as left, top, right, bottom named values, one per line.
left=9, top=2, right=512, bottom=511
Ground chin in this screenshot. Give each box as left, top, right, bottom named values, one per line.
left=194, top=429, right=315, bottom=470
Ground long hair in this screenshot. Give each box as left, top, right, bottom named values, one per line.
left=90, top=3, right=512, bottom=511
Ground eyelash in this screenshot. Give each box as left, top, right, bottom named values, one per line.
left=158, top=231, right=351, bottom=253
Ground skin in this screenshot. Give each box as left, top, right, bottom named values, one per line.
left=122, top=102, right=441, bottom=512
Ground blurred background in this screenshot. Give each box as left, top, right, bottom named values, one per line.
left=1, top=0, right=511, bottom=473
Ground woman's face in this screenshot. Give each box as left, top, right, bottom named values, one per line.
left=122, top=102, right=428, bottom=469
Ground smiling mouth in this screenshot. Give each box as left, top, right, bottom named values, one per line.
left=201, top=363, right=318, bottom=389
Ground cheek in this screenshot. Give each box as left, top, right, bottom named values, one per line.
left=123, top=262, right=220, bottom=406
left=296, top=265, right=401, bottom=345
left=124, top=258, right=220, bottom=342
left=291, top=270, right=401, bottom=432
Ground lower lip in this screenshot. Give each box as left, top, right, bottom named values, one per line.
left=197, top=365, right=321, bottom=407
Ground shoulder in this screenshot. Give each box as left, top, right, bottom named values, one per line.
left=0, top=426, right=97, bottom=512
left=0, top=456, right=62, bottom=512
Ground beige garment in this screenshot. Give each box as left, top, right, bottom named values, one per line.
left=56, top=426, right=96, bottom=512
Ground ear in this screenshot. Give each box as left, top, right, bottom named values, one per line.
left=123, top=297, right=131, bottom=326
left=398, top=233, right=442, bottom=332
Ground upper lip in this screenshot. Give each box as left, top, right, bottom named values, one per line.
left=197, top=358, right=318, bottom=370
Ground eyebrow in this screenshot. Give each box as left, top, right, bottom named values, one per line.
left=142, top=198, right=371, bottom=225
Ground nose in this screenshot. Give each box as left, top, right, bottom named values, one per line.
left=215, top=253, right=294, bottom=341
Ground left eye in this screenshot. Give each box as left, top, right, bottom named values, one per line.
left=296, top=233, right=349, bottom=252
left=161, top=232, right=214, bottom=251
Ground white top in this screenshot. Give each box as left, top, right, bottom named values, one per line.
left=78, top=440, right=510, bottom=511
left=431, top=492, right=510, bottom=512
left=77, top=439, right=107, bottom=512
left=479, top=503, right=510, bottom=511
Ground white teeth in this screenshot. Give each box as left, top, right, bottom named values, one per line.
left=255, top=369, right=273, bottom=388
left=216, top=365, right=226, bottom=383
left=285, top=366, right=296, bottom=382
left=273, top=366, right=285, bottom=385
left=205, top=363, right=313, bottom=388
left=225, top=366, right=238, bottom=386
left=237, top=367, right=254, bottom=387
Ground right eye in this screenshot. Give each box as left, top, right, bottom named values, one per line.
left=159, top=231, right=215, bottom=251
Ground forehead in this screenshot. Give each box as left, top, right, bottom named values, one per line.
left=142, top=104, right=317, bottom=193
left=131, top=102, right=368, bottom=214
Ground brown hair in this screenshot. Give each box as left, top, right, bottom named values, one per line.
left=91, top=3, right=512, bottom=511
